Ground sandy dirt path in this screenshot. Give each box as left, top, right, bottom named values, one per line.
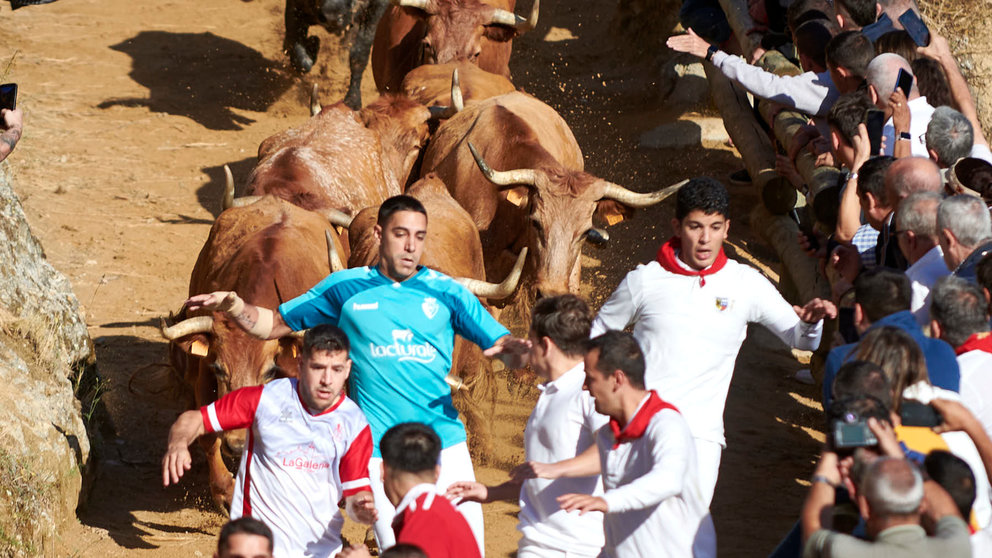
left=1, top=0, right=824, bottom=555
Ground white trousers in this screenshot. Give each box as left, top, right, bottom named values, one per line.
left=369, top=441, right=485, bottom=556
left=694, top=438, right=724, bottom=508
left=518, top=539, right=599, bottom=558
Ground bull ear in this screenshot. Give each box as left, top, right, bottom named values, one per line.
left=503, top=186, right=530, bottom=208
left=274, top=337, right=302, bottom=379
left=174, top=333, right=211, bottom=357
left=594, top=200, right=634, bottom=227
left=483, top=25, right=519, bottom=43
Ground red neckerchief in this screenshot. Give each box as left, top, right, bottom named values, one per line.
left=656, top=236, right=728, bottom=287
left=609, top=391, right=680, bottom=449
left=954, top=331, right=992, bottom=356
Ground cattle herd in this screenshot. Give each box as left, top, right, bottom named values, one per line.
left=160, top=0, right=685, bottom=510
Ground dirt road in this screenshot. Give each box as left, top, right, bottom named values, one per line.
left=1, top=0, right=823, bottom=555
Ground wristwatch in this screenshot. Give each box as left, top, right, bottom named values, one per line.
left=898, top=131, right=912, bottom=141
left=811, top=474, right=837, bottom=488
left=705, top=44, right=718, bottom=62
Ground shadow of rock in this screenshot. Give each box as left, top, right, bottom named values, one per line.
left=199, top=157, right=258, bottom=217
left=99, top=31, right=293, bottom=131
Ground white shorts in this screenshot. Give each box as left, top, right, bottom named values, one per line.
left=369, top=441, right=485, bottom=556
left=518, top=538, right=600, bottom=558
left=694, top=438, right=723, bottom=507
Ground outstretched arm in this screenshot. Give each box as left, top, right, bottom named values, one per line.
left=161, top=410, right=206, bottom=487
left=920, top=34, right=989, bottom=148
left=511, top=445, right=602, bottom=481
left=0, top=108, right=23, bottom=163
left=345, top=491, right=378, bottom=525
left=446, top=479, right=521, bottom=504
left=185, top=291, right=292, bottom=340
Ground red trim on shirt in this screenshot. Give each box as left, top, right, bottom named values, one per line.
left=609, top=390, right=680, bottom=449
left=340, top=425, right=373, bottom=497
left=201, top=385, right=264, bottom=433
left=394, top=492, right=482, bottom=558
left=242, top=427, right=256, bottom=517
left=954, top=331, right=992, bottom=356
left=294, top=383, right=346, bottom=416
left=656, top=236, right=728, bottom=287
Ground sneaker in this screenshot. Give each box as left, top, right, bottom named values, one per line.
left=729, top=168, right=751, bottom=185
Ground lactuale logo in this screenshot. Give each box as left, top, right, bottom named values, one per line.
left=369, top=329, right=438, bottom=363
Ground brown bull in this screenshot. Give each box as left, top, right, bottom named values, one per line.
left=161, top=196, right=348, bottom=510
left=370, top=0, right=538, bottom=94
left=233, top=95, right=432, bottom=215
left=401, top=62, right=515, bottom=109
left=347, top=173, right=524, bottom=459
left=421, top=91, right=685, bottom=298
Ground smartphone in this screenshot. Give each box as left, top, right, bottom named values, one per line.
left=895, top=68, right=914, bottom=98
left=899, top=9, right=930, bottom=47
left=0, top=83, right=16, bottom=111
left=899, top=400, right=943, bottom=427
left=789, top=208, right=819, bottom=251
left=865, top=109, right=885, bottom=156
left=833, top=420, right=878, bottom=449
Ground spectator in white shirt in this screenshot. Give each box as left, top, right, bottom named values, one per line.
left=446, top=294, right=608, bottom=558
left=895, top=192, right=949, bottom=326
left=558, top=331, right=716, bottom=558
left=865, top=53, right=935, bottom=158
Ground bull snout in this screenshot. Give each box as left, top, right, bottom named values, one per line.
left=222, top=430, right=247, bottom=456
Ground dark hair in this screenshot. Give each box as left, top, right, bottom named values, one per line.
left=826, top=31, right=874, bottom=78
left=853, top=326, right=929, bottom=412
left=787, top=0, right=833, bottom=35
left=828, top=90, right=875, bottom=144
left=303, top=324, right=351, bottom=359
left=836, top=0, right=878, bottom=27
left=925, top=450, right=976, bottom=520
left=585, top=330, right=646, bottom=389
left=854, top=267, right=912, bottom=322
left=380, top=422, right=441, bottom=473
left=912, top=58, right=953, bottom=109
left=827, top=394, right=892, bottom=442
left=675, top=177, right=730, bottom=220
left=530, top=294, right=592, bottom=357
left=218, top=517, right=274, bottom=554
left=930, top=275, right=990, bottom=348
left=378, top=195, right=428, bottom=227
left=977, top=252, right=992, bottom=297
left=873, top=30, right=920, bottom=63
left=855, top=155, right=896, bottom=201
left=832, top=360, right=894, bottom=409
left=795, top=19, right=838, bottom=69
left=381, top=544, right=429, bottom=558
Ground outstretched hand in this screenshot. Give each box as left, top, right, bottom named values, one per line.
left=666, top=28, right=712, bottom=59
left=185, top=291, right=239, bottom=313
left=346, top=491, right=378, bottom=525
left=446, top=481, right=489, bottom=503
left=557, top=493, right=608, bottom=514
left=484, top=336, right=532, bottom=368
left=793, top=298, right=837, bottom=323
left=161, top=445, right=192, bottom=487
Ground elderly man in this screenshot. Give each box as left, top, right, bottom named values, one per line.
left=865, top=54, right=935, bottom=158
left=930, top=276, right=992, bottom=440
left=938, top=194, right=992, bottom=281
left=926, top=107, right=992, bottom=171
left=896, top=192, right=949, bottom=326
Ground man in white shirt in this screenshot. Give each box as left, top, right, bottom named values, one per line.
left=447, top=294, right=609, bottom=558
left=896, top=192, right=949, bottom=326
left=590, top=177, right=836, bottom=506
left=558, top=331, right=716, bottom=558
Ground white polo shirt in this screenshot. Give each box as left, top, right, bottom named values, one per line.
left=958, top=347, right=992, bottom=441
left=518, top=363, right=608, bottom=556
left=597, top=392, right=716, bottom=558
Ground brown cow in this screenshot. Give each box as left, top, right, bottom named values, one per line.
left=401, top=62, right=515, bottom=109
left=160, top=196, right=348, bottom=511
left=235, top=94, right=432, bottom=215
left=347, top=173, right=524, bottom=458
left=370, top=0, right=538, bottom=94
left=421, top=91, right=685, bottom=299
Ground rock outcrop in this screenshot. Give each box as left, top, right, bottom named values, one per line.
left=0, top=165, right=93, bottom=556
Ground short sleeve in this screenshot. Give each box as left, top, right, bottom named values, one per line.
left=339, top=425, right=373, bottom=497
left=446, top=284, right=510, bottom=349
left=278, top=273, right=343, bottom=331
left=201, top=385, right=264, bottom=433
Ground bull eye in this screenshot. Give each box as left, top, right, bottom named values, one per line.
left=529, top=217, right=543, bottom=234
left=585, top=228, right=610, bottom=246
left=421, top=41, right=434, bottom=62
left=209, top=361, right=229, bottom=381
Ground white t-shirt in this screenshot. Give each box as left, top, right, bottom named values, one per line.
left=883, top=96, right=935, bottom=158
left=202, top=378, right=373, bottom=558
left=958, top=348, right=992, bottom=440
left=518, top=363, right=608, bottom=556
left=906, top=245, right=950, bottom=327
left=597, top=392, right=716, bottom=558
left=591, top=257, right=822, bottom=446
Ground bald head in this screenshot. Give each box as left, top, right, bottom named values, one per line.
left=885, top=157, right=942, bottom=207
left=866, top=53, right=917, bottom=108
left=862, top=457, right=924, bottom=517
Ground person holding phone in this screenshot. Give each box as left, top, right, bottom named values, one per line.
left=0, top=106, right=22, bottom=163
left=865, top=53, right=935, bottom=158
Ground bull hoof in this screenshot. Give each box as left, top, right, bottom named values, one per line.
left=288, top=36, right=320, bottom=73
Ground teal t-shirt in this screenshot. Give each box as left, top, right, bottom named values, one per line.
left=279, top=266, right=509, bottom=456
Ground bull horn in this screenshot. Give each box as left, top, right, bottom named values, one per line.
left=491, top=0, right=539, bottom=31
left=467, top=142, right=538, bottom=188
left=326, top=230, right=346, bottom=273
left=222, top=165, right=235, bottom=211
left=450, top=68, right=464, bottom=112
left=390, top=0, right=430, bottom=10
left=291, top=330, right=307, bottom=339
left=321, top=208, right=354, bottom=229
left=454, top=246, right=528, bottom=299
left=429, top=105, right=457, bottom=120
left=601, top=178, right=689, bottom=208
left=310, top=83, right=321, bottom=117
left=160, top=316, right=214, bottom=340
left=445, top=373, right=468, bottom=391
left=231, top=195, right=264, bottom=207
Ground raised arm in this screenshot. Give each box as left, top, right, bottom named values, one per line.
left=801, top=451, right=841, bottom=542
left=920, top=34, right=988, bottom=147
left=512, top=444, right=602, bottom=482
left=835, top=124, right=873, bottom=243
left=185, top=291, right=292, bottom=340
left=0, top=108, right=23, bottom=163
left=161, top=410, right=206, bottom=487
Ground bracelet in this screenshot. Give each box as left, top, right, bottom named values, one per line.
left=705, top=44, right=718, bottom=62
left=848, top=172, right=859, bottom=183
left=811, top=474, right=837, bottom=488
left=898, top=131, right=912, bottom=141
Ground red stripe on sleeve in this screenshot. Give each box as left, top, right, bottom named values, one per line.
left=340, top=425, right=373, bottom=497
left=204, top=385, right=264, bottom=433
